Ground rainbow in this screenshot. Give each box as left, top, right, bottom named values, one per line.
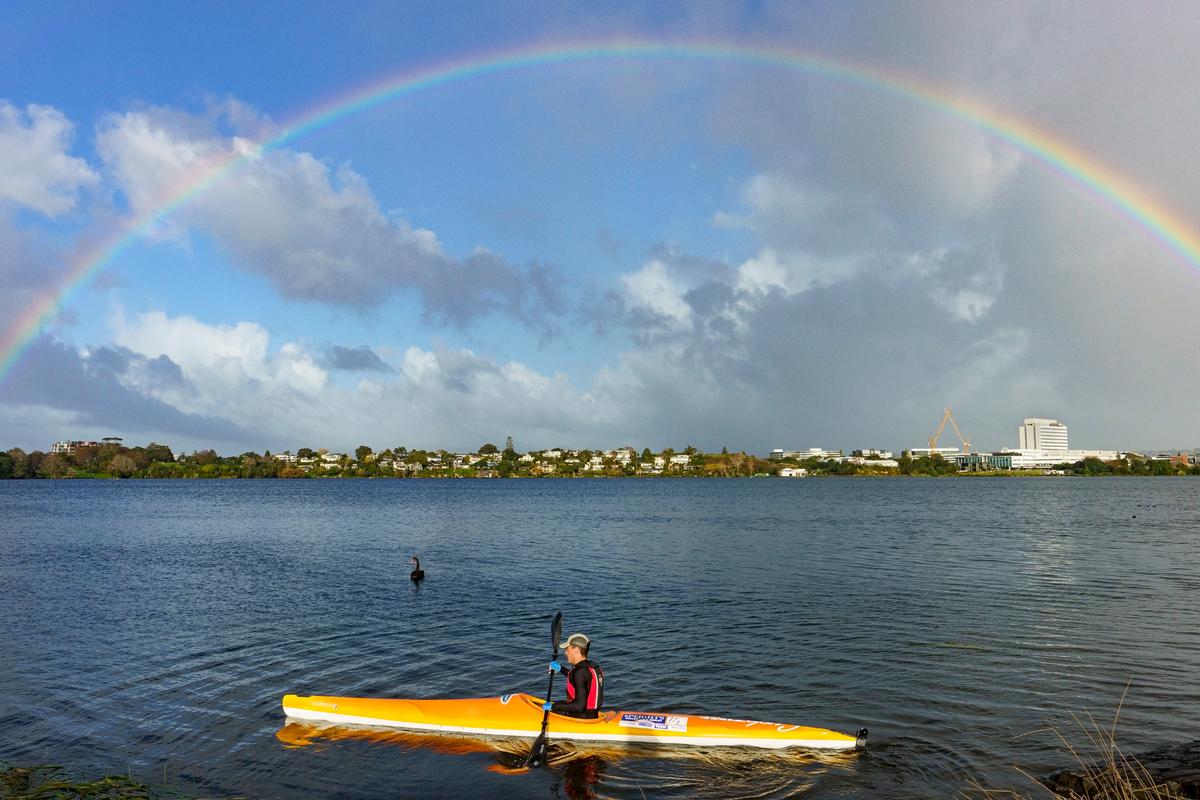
left=4, top=38, right=1199, bottom=384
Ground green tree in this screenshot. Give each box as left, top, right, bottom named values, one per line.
left=194, top=450, right=219, bottom=466
left=297, top=448, right=315, bottom=458
left=109, top=454, right=138, bottom=478
left=72, top=444, right=101, bottom=470
left=6, top=448, right=29, bottom=478
left=144, top=442, right=174, bottom=463
left=641, top=448, right=653, bottom=461
left=0, top=451, right=12, bottom=479
left=146, top=461, right=180, bottom=478
left=479, top=443, right=499, bottom=454
left=39, top=453, right=70, bottom=478
left=355, top=445, right=373, bottom=462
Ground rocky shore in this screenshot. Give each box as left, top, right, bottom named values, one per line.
left=1044, top=740, right=1200, bottom=798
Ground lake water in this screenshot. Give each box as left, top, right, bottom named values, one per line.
left=1, top=477, right=1197, bottom=798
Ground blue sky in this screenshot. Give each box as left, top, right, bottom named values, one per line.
left=2, top=2, right=1199, bottom=455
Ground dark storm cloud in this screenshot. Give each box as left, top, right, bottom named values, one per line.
left=0, top=336, right=248, bottom=443
left=418, top=253, right=567, bottom=339
left=326, top=345, right=391, bottom=373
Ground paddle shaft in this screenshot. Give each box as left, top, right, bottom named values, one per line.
left=527, top=612, right=563, bottom=767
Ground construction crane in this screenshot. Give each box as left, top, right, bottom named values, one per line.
left=928, top=407, right=971, bottom=454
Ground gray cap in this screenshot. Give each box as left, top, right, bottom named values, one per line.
left=558, top=632, right=590, bottom=650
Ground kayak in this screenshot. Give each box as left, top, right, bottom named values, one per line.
left=280, top=692, right=867, bottom=751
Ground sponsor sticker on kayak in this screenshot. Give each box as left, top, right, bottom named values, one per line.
left=618, top=713, right=687, bottom=732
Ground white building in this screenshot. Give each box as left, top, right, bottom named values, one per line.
left=907, top=447, right=962, bottom=459
left=769, top=448, right=844, bottom=461
left=1019, top=418, right=1068, bottom=451
left=778, top=467, right=808, bottom=477
left=845, top=457, right=900, bottom=468
left=999, top=448, right=1119, bottom=469
left=51, top=440, right=101, bottom=455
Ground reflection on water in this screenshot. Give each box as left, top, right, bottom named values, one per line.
left=276, top=718, right=860, bottom=800
left=2, top=477, right=1198, bottom=798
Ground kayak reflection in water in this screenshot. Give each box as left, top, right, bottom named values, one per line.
left=543, top=633, right=605, bottom=719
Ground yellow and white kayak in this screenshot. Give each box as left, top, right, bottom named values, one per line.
left=281, top=692, right=866, bottom=751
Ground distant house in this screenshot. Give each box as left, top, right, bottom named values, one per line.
left=51, top=440, right=102, bottom=456
left=778, top=467, right=808, bottom=478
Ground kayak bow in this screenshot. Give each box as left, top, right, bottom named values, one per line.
left=281, top=692, right=866, bottom=751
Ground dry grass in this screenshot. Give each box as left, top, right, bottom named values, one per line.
left=969, top=684, right=1191, bottom=799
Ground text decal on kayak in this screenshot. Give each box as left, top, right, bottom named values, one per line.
left=618, top=713, right=687, bottom=732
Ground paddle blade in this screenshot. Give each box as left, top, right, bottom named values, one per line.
left=550, top=612, right=563, bottom=652
left=525, top=731, right=548, bottom=768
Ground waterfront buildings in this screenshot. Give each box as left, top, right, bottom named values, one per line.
left=1018, top=418, right=1069, bottom=451
left=906, top=447, right=963, bottom=459
left=769, top=448, right=844, bottom=461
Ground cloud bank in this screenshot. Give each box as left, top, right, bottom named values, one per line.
left=95, top=104, right=566, bottom=332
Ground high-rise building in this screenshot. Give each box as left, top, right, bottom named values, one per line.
left=1018, top=418, right=1068, bottom=451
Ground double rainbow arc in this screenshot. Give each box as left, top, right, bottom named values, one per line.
left=4, top=38, right=1198, bottom=384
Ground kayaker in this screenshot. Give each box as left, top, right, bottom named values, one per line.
left=542, top=632, right=604, bottom=719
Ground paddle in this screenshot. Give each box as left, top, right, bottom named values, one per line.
left=525, top=611, right=563, bottom=768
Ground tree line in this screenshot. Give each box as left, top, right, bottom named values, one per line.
left=1, top=443, right=1195, bottom=479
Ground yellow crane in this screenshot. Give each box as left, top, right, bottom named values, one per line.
left=928, top=407, right=971, bottom=454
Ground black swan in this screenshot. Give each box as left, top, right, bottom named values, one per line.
left=410, top=556, right=425, bottom=581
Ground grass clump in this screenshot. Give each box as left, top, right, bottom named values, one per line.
left=1, top=765, right=157, bottom=800
left=970, top=685, right=1194, bottom=799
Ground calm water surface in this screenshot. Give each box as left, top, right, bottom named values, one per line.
left=1, top=478, right=1197, bottom=798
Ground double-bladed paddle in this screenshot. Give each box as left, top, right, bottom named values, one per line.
left=525, top=611, right=563, bottom=768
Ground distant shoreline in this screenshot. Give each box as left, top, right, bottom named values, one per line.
left=5, top=444, right=1196, bottom=480
left=3, top=471, right=1196, bottom=481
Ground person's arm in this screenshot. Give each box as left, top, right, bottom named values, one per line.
left=550, top=666, right=589, bottom=715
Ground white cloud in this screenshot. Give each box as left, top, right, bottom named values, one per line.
left=112, top=309, right=277, bottom=383
left=0, top=102, right=99, bottom=216
left=734, top=246, right=864, bottom=296
left=620, top=259, right=692, bottom=324
left=97, top=309, right=618, bottom=452
left=95, top=104, right=563, bottom=328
